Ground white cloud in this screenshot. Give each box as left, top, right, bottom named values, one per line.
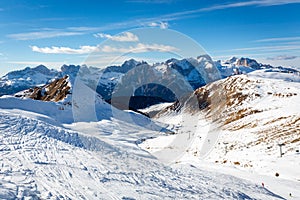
left=254, top=36, right=300, bottom=43
left=7, top=1, right=300, bottom=42
left=8, top=31, right=84, bottom=40
left=133, top=43, right=177, bottom=52
left=148, top=22, right=169, bottom=29
left=7, top=27, right=102, bottom=41
left=197, top=0, right=300, bottom=12
left=146, top=0, right=300, bottom=22
left=100, top=0, right=300, bottom=28
left=199, top=0, right=300, bottom=11
left=38, top=17, right=84, bottom=22
left=67, top=26, right=100, bottom=31
left=30, top=45, right=99, bottom=54
left=267, top=55, right=298, bottom=60
left=101, top=43, right=178, bottom=53
left=257, top=0, right=300, bottom=6
left=259, top=56, right=300, bottom=68
left=93, top=32, right=139, bottom=42
left=31, top=43, right=178, bottom=54
left=216, top=45, right=300, bottom=53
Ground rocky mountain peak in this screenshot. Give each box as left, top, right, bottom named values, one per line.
left=16, top=75, right=71, bottom=102
left=236, top=57, right=261, bottom=69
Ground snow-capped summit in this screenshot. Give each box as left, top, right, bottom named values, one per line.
left=164, top=55, right=219, bottom=88
left=236, top=57, right=261, bottom=69
left=121, top=58, right=141, bottom=69
left=0, top=64, right=92, bottom=97
left=221, top=56, right=259, bottom=67
left=108, top=55, right=221, bottom=111
left=6, top=65, right=55, bottom=78
left=60, top=64, right=80, bottom=78
left=32, top=65, right=53, bottom=75
left=216, top=56, right=300, bottom=79
left=103, top=59, right=145, bottom=74
left=223, top=56, right=238, bottom=65
left=1, top=56, right=299, bottom=110
left=0, top=65, right=60, bottom=96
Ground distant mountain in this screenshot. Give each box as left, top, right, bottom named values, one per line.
left=0, top=64, right=82, bottom=97
left=0, top=65, right=59, bottom=96
left=1, top=56, right=299, bottom=110
left=107, top=55, right=222, bottom=110
left=96, top=59, right=146, bottom=100
left=222, top=57, right=262, bottom=69
left=214, top=56, right=298, bottom=78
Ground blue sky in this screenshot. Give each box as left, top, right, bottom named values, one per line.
left=0, top=0, right=300, bottom=75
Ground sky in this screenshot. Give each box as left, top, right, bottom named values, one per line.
left=0, top=0, right=300, bottom=75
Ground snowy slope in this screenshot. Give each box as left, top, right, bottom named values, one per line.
left=0, top=78, right=286, bottom=199
left=0, top=104, right=284, bottom=199
left=140, top=71, right=300, bottom=199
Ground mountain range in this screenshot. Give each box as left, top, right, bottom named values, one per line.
left=1, top=55, right=299, bottom=109
left=0, top=55, right=299, bottom=199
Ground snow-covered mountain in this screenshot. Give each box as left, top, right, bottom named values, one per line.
left=1, top=55, right=299, bottom=116
left=1, top=55, right=298, bottom=105
left=1, top=56, right=300, bottom=199
left=0, top=65, right=59, bottom=96
left=214, top=56, right=299, bottom=79
left=220, top=57, right=270, bottom=69
left=0, top=55, right=217, bottom=109
left=0, top=69, right=292, bottom=199
left=141, top=69, right=300, bottom=198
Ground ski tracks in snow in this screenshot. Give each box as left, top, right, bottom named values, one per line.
left=0, top=110, right=285, bottom=199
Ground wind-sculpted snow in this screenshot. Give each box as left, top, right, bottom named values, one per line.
left=0, top=96, right=74, bottom=124
left=0, top=111, right=118, bottom=152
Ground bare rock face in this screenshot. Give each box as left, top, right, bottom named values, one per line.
left=16, top=76, right=71, bottom=102
left=235, top=57, right=261, bottom=69
left=156, top=74, right=300, bottom=150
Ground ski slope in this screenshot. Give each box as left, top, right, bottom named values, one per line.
left=0, top=96, right=286, bottom=199
left=1, top=67, right=299, bottom=199
left=140, top=72, right=300, bottom=199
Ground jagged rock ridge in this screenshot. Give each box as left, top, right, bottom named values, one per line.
left=15, top=76, right=71, bottom=102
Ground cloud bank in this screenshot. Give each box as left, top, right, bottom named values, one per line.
left=30, top=43, right=178, bottom=54
left=267, top=55, right=298, bottom=60
left=93, top=32, right=139, bottom=42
